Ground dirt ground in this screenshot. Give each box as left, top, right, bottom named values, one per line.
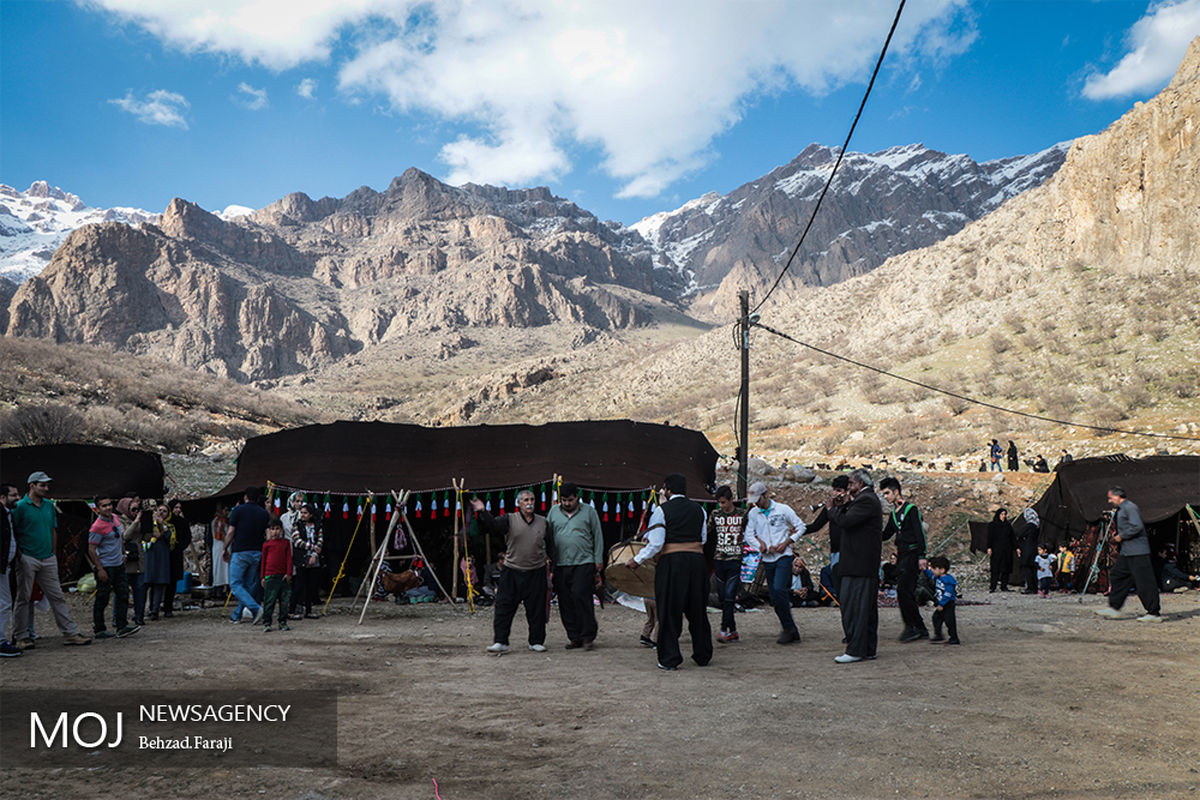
left=7, top=587, right=1199, bottom=800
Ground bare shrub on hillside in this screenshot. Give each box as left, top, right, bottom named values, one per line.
left=1042, top=387, right=1078, bottom=418
left=1003, top=311, right=1026, bottom=335
left=944, top=396, right=970, bottom=416
left=1017, top=332, right=1039, bottom=351
left=931, top=432, right=975, bottom=456
left=0, top=403, right=85, bottom=445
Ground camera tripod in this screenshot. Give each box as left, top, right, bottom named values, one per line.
left=1078, top=510, right=1115, bottom=601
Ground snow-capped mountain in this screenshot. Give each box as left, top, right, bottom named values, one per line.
left=632, top=141, right=1071, bottom=313
left=0, top=181, right=158, bottom=285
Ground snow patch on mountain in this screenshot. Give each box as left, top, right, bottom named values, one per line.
left=0, top=182, right=158, bottom=284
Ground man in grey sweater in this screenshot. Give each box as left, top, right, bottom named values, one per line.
left=1095, top=486, right=1162, bottom=622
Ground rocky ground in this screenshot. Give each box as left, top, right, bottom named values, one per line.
left=7, top=587, right=1199, bottom=799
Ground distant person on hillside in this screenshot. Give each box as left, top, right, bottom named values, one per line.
left=880, top=477, right=929, bottom=642
left=1055, top=450, right=1073, bottom=470
left=989, top=439, right=1003, bottom=472
left=986, top=508, right=1015, bottom=592
left=1007, top=441, right=1019, bottom=472
left=1095, top=487, right=1162, bottom=622
left=1032, top=455, right=1050, bottom=473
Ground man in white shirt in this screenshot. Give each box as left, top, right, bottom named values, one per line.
left=744, top=481, right=807, bottom=644
left=625, top=474, right=711, bottom=670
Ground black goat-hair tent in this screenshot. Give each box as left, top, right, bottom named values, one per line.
left=1, top=444, right=166, bottom=581
left=1031, top=454, right=1200, bottom=583
left=213, top=419, right=720, bottom=498
left=196, top=420, right=722, bottom=596
left=1, top=444, right=165, bottom=499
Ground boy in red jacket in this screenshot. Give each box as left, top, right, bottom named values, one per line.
left=260, top=518, right=293, bottom=632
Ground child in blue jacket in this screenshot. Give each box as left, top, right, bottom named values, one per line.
left=930, top=556, right=960, bottom=645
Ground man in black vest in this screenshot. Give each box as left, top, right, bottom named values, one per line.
left=828, top=469, right=882, bottom=663
left=625, top=473, right=712, bottom=670
left=880, top=477, right=929, bottom=642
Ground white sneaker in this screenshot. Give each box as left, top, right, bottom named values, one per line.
left=486, top=642, right=509, bottom=653
left=1094, top=607, right=1121, bottom=619
left=528, top=643, right=547, bottom=652
left=834, top=653, right=863, bottom=664
left=1136, top=614, right=1164, bottom=623
left=251, top=606, right=264, bottom=625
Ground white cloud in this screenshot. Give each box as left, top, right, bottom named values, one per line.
left=236, top=82, right=270, bottom=110
left=92, top=0, right=974, bottom=197
left=1083, top=0, right=1200, bottom=100
left=108, top=88, right=190, bottom=128
left=297, top=77, right=318, bottom=99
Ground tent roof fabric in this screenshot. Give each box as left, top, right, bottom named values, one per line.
left=0, top=444, right=165, bottom=500
left=216, top=420, right=721, bottom=498
left=1036, top=454, right=1200, bottom=525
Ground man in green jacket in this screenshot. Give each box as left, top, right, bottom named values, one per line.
left=547, top=482, right=604, bottom=650
left=11, top=472, right=91, bottom=648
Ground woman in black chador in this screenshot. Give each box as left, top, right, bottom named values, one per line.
left=1007, top=441, right=1019, bottom=472
left=986, top=508, right=1015, bottom=592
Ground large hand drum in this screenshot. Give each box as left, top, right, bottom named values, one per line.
left=605, top=540, right=657, bottom=598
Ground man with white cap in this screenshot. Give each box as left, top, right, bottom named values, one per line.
left=744, top=481, right=807, bottom=644
left=11, top=471, right=91, bottom=648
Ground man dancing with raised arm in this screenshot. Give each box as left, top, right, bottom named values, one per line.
left=473, top=490, right=554, bottom=653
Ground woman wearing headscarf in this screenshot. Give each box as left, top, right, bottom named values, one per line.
left=210, top=505, right=230, bottom=592
left=117, top=497, right=147, bottom=626
left=161, top=499, right=192, bottom=617
left=141, top=502, right=172, bottom=621
left=289, top=504, right=325, bottom=619
left=1017, top=508, right=1041, bottom=594
left=986, top=508, right=1015, bottom=592
left=1007, top=441, right=1019, bottom=472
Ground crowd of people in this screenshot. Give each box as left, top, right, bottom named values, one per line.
left=0, top=465, right=1182, bottom=664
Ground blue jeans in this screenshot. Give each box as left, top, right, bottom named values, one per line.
left=229, top=551, right=263, bottom=620
left=713, top=560, right=741, bottom=632
left=119, top=571, right=147, bottom=626
left=762, top=555, right=798, bottom=634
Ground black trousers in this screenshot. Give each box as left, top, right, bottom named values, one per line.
left=839, top=575, right=878, bottom=658
left=493, top=566, right=548, bottom=646
left=1023, top=557, right=1039, bottom=592
left=654, top=552, right=712, bottom=669
left=293, top=566, right=323, bottom=614
left=1108, top=554, right=1160, bottom=615
left=553, top=564, right=598, bottom=644
left=933, top=603, right=958, bottom=641
left=896, top=551, right=927, bottom=633
left=93, top=564, right=130, bottom=633
left=989, top=552, right=1012, bottom=590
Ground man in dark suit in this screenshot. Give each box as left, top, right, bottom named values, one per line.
left=827, top=469, right=883, bottom=663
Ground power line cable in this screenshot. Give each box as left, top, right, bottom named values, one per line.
left=752, top=321, right=1200, bottom=442
left=753, top=0, right=907, bottom=314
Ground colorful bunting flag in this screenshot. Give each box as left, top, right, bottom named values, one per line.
left=342, top=498, right=350, bottom=520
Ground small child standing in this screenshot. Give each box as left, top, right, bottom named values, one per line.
left=260, top=518, right=293, bottom=632
left=1056, top=543, right=1075, bottom=593
left=929, top=556, right=959, bottom=645
left=1034, top=544, right=1056, bottom=597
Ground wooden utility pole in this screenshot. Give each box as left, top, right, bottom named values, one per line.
left=737, top=290, right=751, bottom=501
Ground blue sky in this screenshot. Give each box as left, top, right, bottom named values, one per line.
left=2, top=1, right=1198, bottom=225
